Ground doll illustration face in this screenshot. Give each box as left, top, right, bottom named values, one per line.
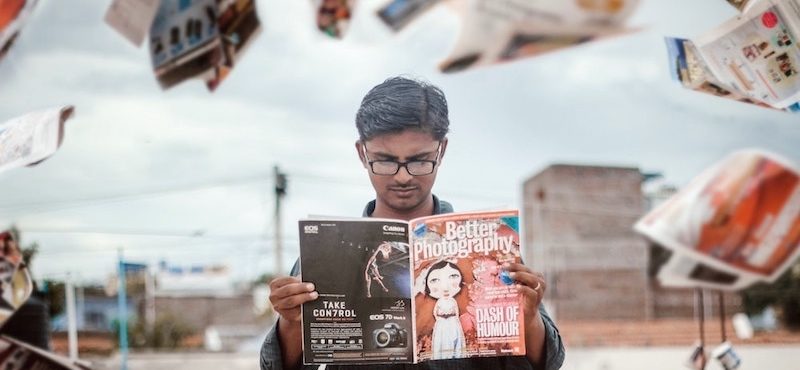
left=425, top=263, right=462, bottom=299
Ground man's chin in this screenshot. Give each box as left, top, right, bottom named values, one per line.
left=386, top=195, right=426, bottom=212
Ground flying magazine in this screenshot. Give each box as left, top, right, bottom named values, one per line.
left=298, top=209, right=526, bottom=365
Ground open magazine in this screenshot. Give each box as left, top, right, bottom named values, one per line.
left=667, top=0, right=800, bottom=112
left=299, top=209, right=525, bottom=365
left=635, top=149, right=800, bottom=291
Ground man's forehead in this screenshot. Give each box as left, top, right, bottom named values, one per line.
left=363, top=131, right=440, bottom=155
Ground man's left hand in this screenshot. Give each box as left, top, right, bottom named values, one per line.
left=503, top=262, right=546, bottom=324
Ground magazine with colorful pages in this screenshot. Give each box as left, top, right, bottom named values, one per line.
left=299, top=209, right=525, bottom=365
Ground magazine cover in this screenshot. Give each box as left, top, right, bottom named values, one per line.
left=634, top=149, right=800, bottom=291
left=299, top=219, right=414, bottom=365
left=409, top=210, right=525, bottom=362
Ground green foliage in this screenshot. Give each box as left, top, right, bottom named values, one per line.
left=8, top=225, right=39, bottom=271
left=741, top=262, right=800, bottom=329
left=42, top=279, right=65, bottom=318
left=115, top=314, right=196, bottom=349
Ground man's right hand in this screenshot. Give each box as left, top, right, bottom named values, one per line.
left=269, top=276, right=318, bottom=323
left=269, top=276, right=318, bottom=370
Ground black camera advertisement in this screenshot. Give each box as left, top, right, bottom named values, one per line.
left=299, top=219, right=414, bottom=365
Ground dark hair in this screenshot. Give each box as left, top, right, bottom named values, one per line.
left=356, top=76, right=449, bottom=141
left=423, top=260, right=463, bottom=296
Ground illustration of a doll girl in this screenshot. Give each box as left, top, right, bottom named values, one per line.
left=424, top=260, right=466, bottom=359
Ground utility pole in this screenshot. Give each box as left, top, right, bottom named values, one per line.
left=65, top=273, right=78, bottom=361
left=117, top=248, right=128, bottom=370
left=273, top=165, right=288, bottom=275
left=144, top=270, right=155, bottom=338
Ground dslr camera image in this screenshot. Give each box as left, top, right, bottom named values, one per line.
left=373, top=322, right=407, bottom=348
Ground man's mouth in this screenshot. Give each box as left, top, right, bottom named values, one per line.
left=389, top=186, right=417, bottom=197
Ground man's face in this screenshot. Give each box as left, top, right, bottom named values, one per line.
left=357, top=130, right=446, bottom=216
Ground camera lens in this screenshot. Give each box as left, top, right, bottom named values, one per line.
left=376, top=331, right=389, bottom=347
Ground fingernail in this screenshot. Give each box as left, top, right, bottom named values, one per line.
left=508, top=272, right=516, bottom=278
left=306, top=283, right=315, bottom=291
left=310, top=291, right=319, bottom=299
left=502, top=262, right=511, bottom=268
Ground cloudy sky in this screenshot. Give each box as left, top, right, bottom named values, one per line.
left=1, top=0, right=798, bottom=284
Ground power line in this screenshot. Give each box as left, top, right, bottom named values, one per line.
left=2, top=170, right=516, bottom=218
left=0, top=173, right=273, bottom=213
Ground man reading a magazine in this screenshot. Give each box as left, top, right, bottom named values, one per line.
left=261, top=76, right=565, bottom=370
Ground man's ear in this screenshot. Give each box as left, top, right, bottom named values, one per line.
left=355, top=140, right=368, bottom=168
left=438, top=138, right=448, bottom=164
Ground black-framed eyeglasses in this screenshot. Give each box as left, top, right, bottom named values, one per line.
left=362, top=142, right=441, bottom=176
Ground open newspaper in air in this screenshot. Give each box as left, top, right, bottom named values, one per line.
left=0, top=230, right=32, bottom=327
left=148, top=0, right=261, bottom=91
left=668, top=0, right=800, bottom=111
left=439, top=0, right=640, bottom=73
left=635, top=149, right=800, bottom=291
left=0, top=336, right=90, bottom=370
left=0, top=0, right=38, bottom=63
left=664, top=36, right=788, bottom=111
left=376, top=0, right=443, bottom=33
left=299, top=209, right=525, bottom=365
left=0, top=106, right=74, bottom=176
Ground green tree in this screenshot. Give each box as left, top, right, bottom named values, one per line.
left=8, top=226, right=39, bottom=270
left=741, top=261, right=800, bottom=329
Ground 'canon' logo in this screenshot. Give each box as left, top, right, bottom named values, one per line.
left=304, top=225, right=319, bottom=234
left=383, top=225, right=405, bottom=232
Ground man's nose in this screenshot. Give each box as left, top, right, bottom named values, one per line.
left=394, top=164, right=414, bottom=182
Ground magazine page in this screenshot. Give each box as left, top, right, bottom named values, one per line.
left=439, top=0, right=640, bottom=73
left=376, top=0, right=443, bottom=32
left=654, top=249, right=759, bottom=291
left=299, top=218, right=414, bottom=365
left=664, top=36, right=800, bottom=112
left=149, top=0, right=222, bottom=89
left=694, top=0, right=800, bottom=109
left=0, top=106, right=74, bottom=176
left=648, top=242, right=759, bottom=291
left=104, top=0, right=161, bottom=47
left=0, top=0, right=38, bottom=63
left=204, top=0, right=262, bottom=91
left=0, top=336, right=90, bottom=370
left=0, top=230, right=32, bottom=328
left=634, top=149, right=800, bottom=291
left=409, top=209, right=525, bottom=362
